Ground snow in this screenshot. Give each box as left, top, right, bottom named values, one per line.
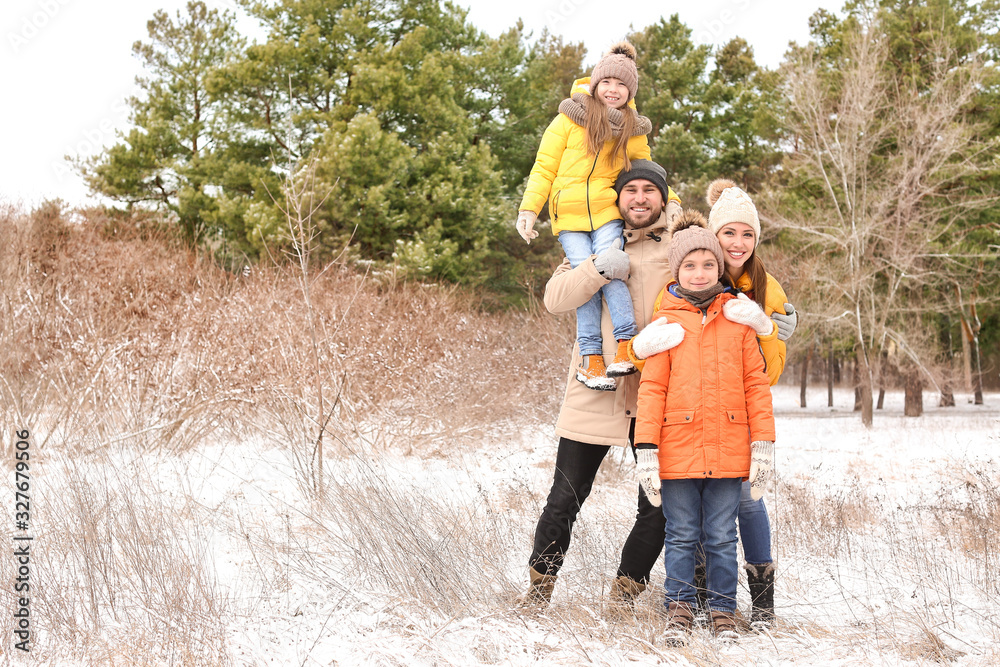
left=9, top=387, right=1000, bottom=665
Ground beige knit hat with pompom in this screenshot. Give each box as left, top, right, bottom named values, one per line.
left=706, top=179, right=761, bottom=246
left=590, top=41, right=639, bottom=103
left=667, top=209, right=725, bottom=283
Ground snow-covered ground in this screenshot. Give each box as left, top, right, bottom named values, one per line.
left=9, top=387, right=1000, bottom=665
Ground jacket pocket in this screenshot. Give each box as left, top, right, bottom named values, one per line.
left=725, top=409, right=748, bottom=425
left=664, top=409, right=695, bottom=425
left=552, top=190, right=561, bottom=222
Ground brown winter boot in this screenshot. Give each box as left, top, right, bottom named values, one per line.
left=576, top=354, right=616, bottom=391
left=517, top=567, right=557, bottom=608
left=608, top=575, right=646, bottom=614
left=663, top=601, right=695, bottom=645
left=710, top=610, right=740, bottom=641
left=606, top=340, right=638, bottom=377
left=745, top=562, right=776, bottom=628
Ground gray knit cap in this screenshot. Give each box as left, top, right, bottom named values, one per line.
left=590, top=41, right=639, bottom=103
left=614, top=159, right=669, bottom=204
left=667, top=210, right=726, bottom=283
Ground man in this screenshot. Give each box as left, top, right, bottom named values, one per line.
left=521, top=160, right=798, bottom=608
left=521, top=159, right=682, bottom=605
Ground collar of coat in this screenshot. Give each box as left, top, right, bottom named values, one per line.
left=664, top=282, right=742, bottom=313
left=623, top=212, right=670, bottom=244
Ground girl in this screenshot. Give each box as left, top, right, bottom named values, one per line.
left=515, top=41, right=680, bottom=391
left=633, top=211, right=775, bottom=642
left=701, top=178, right=796, bottom=626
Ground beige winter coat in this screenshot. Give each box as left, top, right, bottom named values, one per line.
left=543, top=203, right=681, bottom=447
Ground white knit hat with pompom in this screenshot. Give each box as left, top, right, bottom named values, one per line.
left=706, top=179, right=760, bottom=246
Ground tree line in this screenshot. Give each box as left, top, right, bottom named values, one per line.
left=79, top=0, right=1000, bottom=418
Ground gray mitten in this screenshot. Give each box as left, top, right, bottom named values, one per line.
left=748, top=440, right=774, bottom=501
left=636, top=446, right=661, bottom=507
left=593, top=238, right=629, bottom=282
left=771, top=303, right=797, bottom=341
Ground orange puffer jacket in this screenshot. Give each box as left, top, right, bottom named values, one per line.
left=634, top=285, right=776, bottom=480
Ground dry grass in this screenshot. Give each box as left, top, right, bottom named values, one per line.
left=3, top=202, right=998, bottom=664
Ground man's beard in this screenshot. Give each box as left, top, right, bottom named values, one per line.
left=623, top=206, right=662, bottom=230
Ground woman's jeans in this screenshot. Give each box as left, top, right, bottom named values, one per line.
left=661, top=477, right=742, bottom=613
left=558, top=222, right=637, bottom=355
left=738, top=480, right=772, bottom=564
left=530, top=437, right=665, bottom=580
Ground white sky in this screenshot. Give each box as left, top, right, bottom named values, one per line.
left=0, top=0, right=842, bottom=207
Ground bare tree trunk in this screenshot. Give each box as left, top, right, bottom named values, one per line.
left=960, top=318, right=973, bottom=391
left=800, top=342, right=812, bottom=408
left=904, top=370, right=923, bottom=417
left=856, top=344, right=873, bottom=426
left=877, top=388, right=885, bottom=410
left=939, top=384, right=955, bottom=407
left=828, top=346, right=835, bottom=408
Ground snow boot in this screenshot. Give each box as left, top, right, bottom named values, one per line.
left=606, top=340, right=638, bottom=377
left=609, top=575, right=646, bottom=610
left=710, top=610, right=740, bottom=642
left=745, top=562, right=775, bottom=628
left=576, top=354, right=616, bottom=391
left=518, top=566, right=557, bottom=608
left=663, top=601, right=695, bottom=645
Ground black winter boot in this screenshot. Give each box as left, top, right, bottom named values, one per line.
left=745, top=562, right=775, bottom=627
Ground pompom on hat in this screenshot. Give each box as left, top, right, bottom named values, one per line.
left=667, top=209, right=725, bottom=283
left=706, top=178, right=761, bottom=246
left=589, top=41, right=639, bottom=103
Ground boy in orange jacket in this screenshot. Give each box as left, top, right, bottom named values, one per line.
left=632, top=210, right=775, bottom=643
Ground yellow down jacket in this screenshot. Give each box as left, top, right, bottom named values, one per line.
left=519, top=77, right=661, bottom=234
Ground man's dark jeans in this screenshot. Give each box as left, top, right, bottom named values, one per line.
left=529, top=433, right=666, bottom=583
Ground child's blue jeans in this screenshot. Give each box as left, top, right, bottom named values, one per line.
left=557, top=222, right=637, bottom=356
left=661, top=477, right=742, bottom=613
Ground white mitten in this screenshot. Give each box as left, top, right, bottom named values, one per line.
left=771, top=303, right=797, bottom=341
left=516, top=210, right=538, bottom=243
left=636, top=446, right=661, bottom=507
left=748, top=440, right=774, bottom=501
left=631, top=317, right=685, bottom=360
left=723, top=293, right=774, bottom=336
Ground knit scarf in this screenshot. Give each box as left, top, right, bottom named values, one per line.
left=675, top=283, right=725, bottom=311
left=558, top=94, right=653, bottom=137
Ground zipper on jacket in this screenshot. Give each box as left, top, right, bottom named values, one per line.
left=586, top=148, right=600, bottom=231
left=553, top=190, right=561, bottom=223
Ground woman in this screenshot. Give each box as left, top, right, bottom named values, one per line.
left=702, top=178, right=795, bottom=626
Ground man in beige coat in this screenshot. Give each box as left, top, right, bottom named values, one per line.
left=522, top=159, right=683, bottom=605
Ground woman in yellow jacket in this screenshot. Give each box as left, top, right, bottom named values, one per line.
left=701, top=178, right=797, bottom=627
left=515, top=41, right=681, bottom=391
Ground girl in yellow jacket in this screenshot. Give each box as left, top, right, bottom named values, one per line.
left=515, top=41, right=681, bottom=391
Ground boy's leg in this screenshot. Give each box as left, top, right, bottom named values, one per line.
left=659, top=479, right=702, bottom=606
left=701, top=478, right=743, bottom=613
left=558, top=230, right=603, bottom=355
left=530, top=437, right=611, bottom=575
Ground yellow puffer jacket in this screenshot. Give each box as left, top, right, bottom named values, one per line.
left=519, top=78, right=672, bottom=234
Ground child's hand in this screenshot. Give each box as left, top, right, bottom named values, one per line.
left=748, top=440, right=774, bottom=501
left=723, top=293, right=774, bottom=337
left=635, top=446, right=661, bottom=507
left=632, top=317, right=685, bottom=359
left=516, top=210, right=538, bottom=243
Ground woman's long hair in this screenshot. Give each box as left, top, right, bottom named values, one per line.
left=741, top=252, right=769, bottom=310
left=582, top=93, right=635, bottom=171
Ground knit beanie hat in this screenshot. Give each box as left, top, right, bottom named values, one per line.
left=614, top=159, right=669, bottom=203
left=706, top=179, right=761, bottom=246
left=589, top=41, right=639, bottom=103
left=667, top=209, right=725, bottom=282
